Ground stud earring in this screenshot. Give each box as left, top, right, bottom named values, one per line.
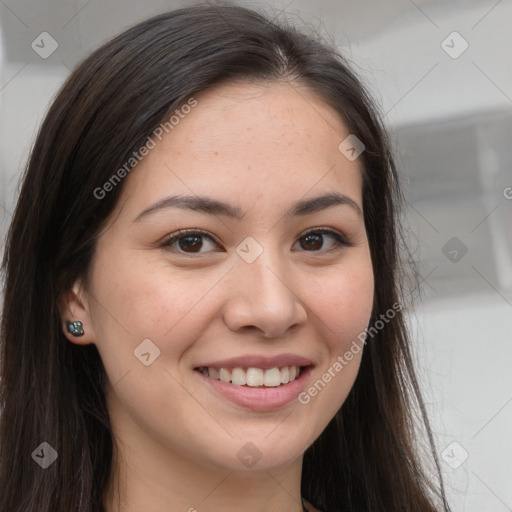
left=66, top=320, right=84, bottom=337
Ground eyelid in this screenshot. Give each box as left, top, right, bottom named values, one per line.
left=161, top=228, right=220, bottom=250
left=298, top=227, right=352, bottom=247
left=162, top=228, right=216, bottom=242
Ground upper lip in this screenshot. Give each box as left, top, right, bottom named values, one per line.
left=194, top=353, right=314, bottom=370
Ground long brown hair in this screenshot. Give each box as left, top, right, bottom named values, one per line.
left=0, top=3, right=450, bottom=511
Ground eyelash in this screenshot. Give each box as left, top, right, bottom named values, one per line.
left=160, top=228, right=352, bottom=255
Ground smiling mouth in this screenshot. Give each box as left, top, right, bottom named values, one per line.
left=194, top=365, right=310, bottom=387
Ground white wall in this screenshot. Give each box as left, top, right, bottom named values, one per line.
left=349, top=1, right=512, bottom=126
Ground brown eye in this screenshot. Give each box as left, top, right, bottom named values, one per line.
left=176, top=235, right=203, bottom=252
left=295, top=229, right=351, bottom=252
left=300, top=233, right=323, bottom=250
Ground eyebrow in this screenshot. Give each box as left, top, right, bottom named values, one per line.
left=132, top=191, right=362, bottom=223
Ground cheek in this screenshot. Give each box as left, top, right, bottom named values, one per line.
left=296, top=254, right=374, bottom=420
left=87, top=251, right=226, bottom=390
left=89, top=256, right=227, bottom=434
left=310, top=255, right=375, bottom=349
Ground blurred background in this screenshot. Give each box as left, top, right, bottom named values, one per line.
left=0, top=0, right=511, bottom=510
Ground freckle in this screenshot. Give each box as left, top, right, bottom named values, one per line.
left=214, top=151, right=219, bottom=155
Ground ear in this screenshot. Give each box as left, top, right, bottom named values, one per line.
left=58, top=279, right=96, bottom=346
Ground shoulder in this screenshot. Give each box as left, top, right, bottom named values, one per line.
left=303, top=499, right=324, bottom=512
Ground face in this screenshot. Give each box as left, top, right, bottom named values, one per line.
left=64, top=81, right=374, bottom=473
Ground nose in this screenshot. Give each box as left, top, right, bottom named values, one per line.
left=222, top=249, right=308, bottom=338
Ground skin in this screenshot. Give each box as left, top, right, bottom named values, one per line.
left=60, top=80, right=374, bottom=512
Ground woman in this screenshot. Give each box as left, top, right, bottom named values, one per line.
left=0, top=3, right=451, bottom=511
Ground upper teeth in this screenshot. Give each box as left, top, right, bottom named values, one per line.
left=199, top=366, right=302, bottom=387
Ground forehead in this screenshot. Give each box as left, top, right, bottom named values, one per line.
left=114, top=80, right=363, bottom=219
left=176, top=80, right=351, bottom=156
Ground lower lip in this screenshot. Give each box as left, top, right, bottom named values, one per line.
left=194, top=367, right=313, bottom=411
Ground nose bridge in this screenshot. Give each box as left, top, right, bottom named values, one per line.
left=247, top=248, right=292, bottom=298
left=223, top=240, right=306, bottom=337
left=238, top=242, right=296, bottom=306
